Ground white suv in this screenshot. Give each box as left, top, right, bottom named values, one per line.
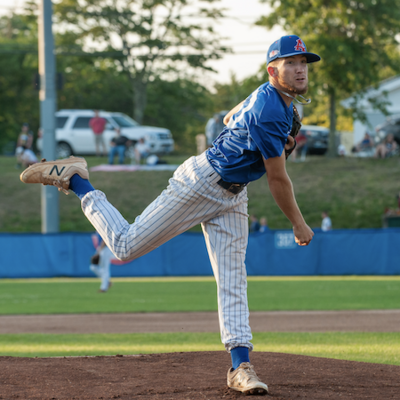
left=37, top=109, right=174, bottom=158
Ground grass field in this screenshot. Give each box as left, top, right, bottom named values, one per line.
left=2, top=154, right=400, bottom=232
left=1, top=332, right=400, bottom=366
left=1, top=277, right=400, bottom=365
left=1, top=276, right=400, bottom=314
left=2, top=153, right=400, bottom=365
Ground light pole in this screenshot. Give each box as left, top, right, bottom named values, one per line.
left=38, top=0, right=59, bottom=233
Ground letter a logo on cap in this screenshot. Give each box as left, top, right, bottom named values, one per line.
left=266, top=35, right=321, bottom=65
left=294, top=39, right=306, bottom=52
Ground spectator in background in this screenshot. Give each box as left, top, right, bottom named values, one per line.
left=89, top=110, right=107, bottom=157
left=383, top=191, right=400, bottom=217
left=19, top=146, right=38, bottom=168
left=108, top=128, right=131, bottom=165
left=249, top=214, right=261, bottom=233
left=15, top=123, right=34, bottom=168
left=375, top=133, right=398, bottom=159
left=205, top=113, right=219, bottom=146
left=291, top=130, right=308, bottom=162
left=337, top=143, right=347, bottom=157
left=89, top=234, right=113, bottom=293
left=215, top=111, right=228, bottom=137
left=205, top=112, right=228, bottom=146
left=146, top=154, right=167, bottom=166
left=133, top=137, right=150, bottom=164
left=352, top=132, right=375, bottom=154
left=321, top=211, right=332, bottom=232
left=259, top=217, right=269, bottom=233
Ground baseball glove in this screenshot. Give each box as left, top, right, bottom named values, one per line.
left=91, top=253, right=100, bottom=265
left=285, top=104, right=302, bottom=159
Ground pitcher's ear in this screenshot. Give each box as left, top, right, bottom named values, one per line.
left=267, top=65, right=277, bottom=77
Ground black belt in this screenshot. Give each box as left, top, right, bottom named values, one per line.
left=217, top=179, right=247, bottom=194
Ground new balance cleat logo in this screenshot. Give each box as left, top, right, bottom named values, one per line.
left=19, top=156, right=89, bottom=196
left=49, top=165, right=66, bottom=176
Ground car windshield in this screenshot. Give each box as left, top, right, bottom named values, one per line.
left=111, top=115, right=139, bottom=128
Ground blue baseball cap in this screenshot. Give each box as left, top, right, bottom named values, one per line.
left=267, top=35, right=321, bottom=65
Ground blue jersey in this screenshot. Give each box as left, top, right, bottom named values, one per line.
left=206, top=82, right=293, bottom=184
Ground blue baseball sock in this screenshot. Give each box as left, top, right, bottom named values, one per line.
left=230, top=346, right=250, bottom=370
left=69, top=174, right=95, bottom=200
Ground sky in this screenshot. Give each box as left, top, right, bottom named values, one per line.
left=204, top=0, right=285, bottom=84
left=0, top=0, right=285, bottom=84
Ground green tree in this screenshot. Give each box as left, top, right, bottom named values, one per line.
left=56, top=49, right=213, bottom=152
left=212, top=70, right=270, bottom=113
left=145, top=76, right=213, bottom=152
left=54, top=0, right=228, bottom=124
left=0, top=7, right=216, bottom=154
left=0, top=5, right=40, bottom=152
left=257, top=0, right=400, bottom=156
left=56, top=57, right=133, bottom=114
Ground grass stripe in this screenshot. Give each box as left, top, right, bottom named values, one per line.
left=0, top=332, right=399, bottom=366
left=2, top=276, right=400, bottom=283
left=1, top=279, right=400, bottom=314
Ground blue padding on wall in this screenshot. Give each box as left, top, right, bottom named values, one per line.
left=0, top=228, right=399, bottom=278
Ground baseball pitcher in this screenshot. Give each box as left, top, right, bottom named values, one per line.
left=21, top=35, right=320, bottom=395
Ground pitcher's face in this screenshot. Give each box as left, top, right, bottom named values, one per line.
left=275, top=55, right=308, bottom=95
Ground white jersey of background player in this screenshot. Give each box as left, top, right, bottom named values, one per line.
left=20, top=35, right=320, bottom=395
left=321, top=211, right=332, bottom=232
left=89, top=233, right=114, bottom=292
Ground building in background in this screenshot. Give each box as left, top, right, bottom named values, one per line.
left=342, top=75, right=400, bottom=146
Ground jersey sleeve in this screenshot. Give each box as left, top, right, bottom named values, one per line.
left=249, top=120, right=288, bottom=159
left=248, top=99, right=292, bottom=160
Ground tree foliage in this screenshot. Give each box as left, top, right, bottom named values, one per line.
left=0, top=2, right=219, bottom=154
left=211, top=66, right=353, bottom=133
left=212, top=73, right=264, bottom=112
left=257, top=0, right=400, bottom=155
left=0, top=4, right=40, bottom=151
left=53, top=0, right=228, bottom=123
left=145, top=77, right=213, bottom=152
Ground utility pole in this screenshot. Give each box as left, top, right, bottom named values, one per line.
left=38, top=0, right=59, bottom=233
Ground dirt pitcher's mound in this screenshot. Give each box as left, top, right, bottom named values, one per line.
left=1, top=352, right=399, bottom=399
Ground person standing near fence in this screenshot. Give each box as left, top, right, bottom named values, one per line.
left=89, top=234, right=113, bottom=293
left=321, top=211, right=332, bottom=232
left=249, top=215, right=261, bottom=233
left=259, top=217, right=269, bottom=233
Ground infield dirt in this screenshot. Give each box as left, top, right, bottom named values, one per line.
left=1, top=351, right=399, bottom=399
left=1, top=311, right=399, bottom=399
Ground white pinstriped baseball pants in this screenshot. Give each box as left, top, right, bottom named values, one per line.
left=82, top=152, right=253, bottom=351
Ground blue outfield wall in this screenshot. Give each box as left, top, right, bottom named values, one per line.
left=1, top=228, right=399, bottom=278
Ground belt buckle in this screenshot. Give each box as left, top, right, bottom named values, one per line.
left=216, top=179, right=246, bottom=194
left=228, top=183, right=244, bottom=195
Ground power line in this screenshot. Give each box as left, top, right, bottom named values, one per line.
left=0, top=46, right=268, bottom=56
left=0, top=42, right=269, bottom=49
left=0, top=4, right=25, bottom=10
